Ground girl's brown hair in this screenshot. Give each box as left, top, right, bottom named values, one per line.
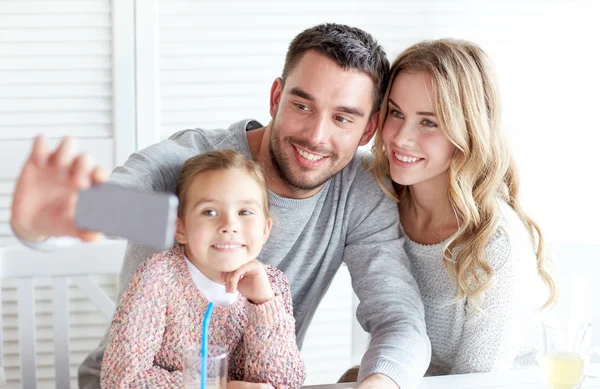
left=176, top=149, right=270, bottom=219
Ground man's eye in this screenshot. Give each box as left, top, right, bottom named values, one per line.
left=202, top=210, right=217, bottom=217
left=295, top=103, right=310, bottom=111
left=334, top=115, right=350, bottom=124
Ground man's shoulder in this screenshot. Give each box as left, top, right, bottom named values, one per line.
left=163, top=119, right=255, bottom=155
left=338, top=149, right=391, bottom=195
left=329, top=149, right=399, bottom=225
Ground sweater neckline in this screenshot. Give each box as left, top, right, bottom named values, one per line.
left=399, top=222, right=455, bottom=248
left=171, top=246, right=245, bottom=314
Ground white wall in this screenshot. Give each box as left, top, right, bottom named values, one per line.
left=0, top=0, right=599, bottom=387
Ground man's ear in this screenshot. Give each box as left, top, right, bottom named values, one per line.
left=175, top=217, right=188, bottom=245
left=269, top=77, right=284, bottom=118
left=359, top=111, right=380, bottom=146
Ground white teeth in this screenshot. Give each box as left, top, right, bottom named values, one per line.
left=214, top=244, right=242, bottom=249
left=296, top=147, right=324, bottom=161
left=394, top=153, right=420, bottom=163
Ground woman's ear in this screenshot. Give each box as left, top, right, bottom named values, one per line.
left=263, top=217, right=273, bottom=244
left=175, top=217, right=188, bottom=245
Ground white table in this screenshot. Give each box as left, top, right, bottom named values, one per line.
left=303, top=364, right=600, bottom=389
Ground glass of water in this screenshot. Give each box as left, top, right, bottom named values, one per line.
left=182, top=345, right=228, bottom=389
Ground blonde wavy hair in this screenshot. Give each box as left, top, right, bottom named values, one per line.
left=372, top=39, right=557, bottom=309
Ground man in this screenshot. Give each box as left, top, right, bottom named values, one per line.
left=10, top=23, right=430, bottom=389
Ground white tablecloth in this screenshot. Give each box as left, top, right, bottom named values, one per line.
left=303, top=364, right=600, bottom=389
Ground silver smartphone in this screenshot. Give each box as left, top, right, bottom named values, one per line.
left=74, top=183, right=179, bottom=250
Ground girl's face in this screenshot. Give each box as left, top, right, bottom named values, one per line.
left=382, top=71, right=456, bottom=190
left=175, top=168, right=272, bottom=282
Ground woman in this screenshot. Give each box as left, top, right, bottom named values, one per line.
left=372, top=39, right=557, bottom=375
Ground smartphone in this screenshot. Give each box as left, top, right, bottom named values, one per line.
left=74, top=183, right=179, bottom=250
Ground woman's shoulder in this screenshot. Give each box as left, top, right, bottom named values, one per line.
left=485, top=200, right=537, bottom=271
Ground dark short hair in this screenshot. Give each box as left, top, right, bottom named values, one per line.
left=282, top=23, right=390, bottom=115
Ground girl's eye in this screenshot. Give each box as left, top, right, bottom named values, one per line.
left=202, top=210, right=217, bottom=217
left=390, top=110, right=404, bottom=119
left=239, top=210, right=254, bottom=216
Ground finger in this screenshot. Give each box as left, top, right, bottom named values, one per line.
left=48, top=137, right=77, bottom=172
left=91, top=166, right=109, bottom=184
left=226, top=265, right=249, bottom=293
left=29, top=135, right=49, bottom=167
left=224, top=272, right=238, bottom=294
left=69, top=153, right=95, bottom=190
left=240, top=260, right=262, bottom=276
left=77, top=230, right=104, bottom=242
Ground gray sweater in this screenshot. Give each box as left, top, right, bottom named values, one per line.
left=30, top=120, right=430, bottom=389
left=404, top=201, right=544, bottom=376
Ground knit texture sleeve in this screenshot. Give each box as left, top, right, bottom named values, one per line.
left=344, top=156, right=430, bottom=389
left=450, top=229, right=532, bottom=374
left=101, top=253, right=182, bottom=388
left=230, top=266, right=306, bottom=389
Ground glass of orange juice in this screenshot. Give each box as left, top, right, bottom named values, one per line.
left=542, top=320, right=590, bottom=389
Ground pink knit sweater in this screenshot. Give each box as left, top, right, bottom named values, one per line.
left=101, top=246, right=306, bottom=388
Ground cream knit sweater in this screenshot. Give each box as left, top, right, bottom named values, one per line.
left=403, top=201, right=545, bottom=375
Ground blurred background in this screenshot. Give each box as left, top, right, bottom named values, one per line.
left=0, top=0, right=599, bottom=387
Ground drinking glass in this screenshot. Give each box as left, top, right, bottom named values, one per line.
left=542, top=320, right=590, bottom=389
left=182, top=345, right=228, bottom=389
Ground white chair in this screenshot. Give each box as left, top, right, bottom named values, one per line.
left=0, top=240, right=127, bottom=389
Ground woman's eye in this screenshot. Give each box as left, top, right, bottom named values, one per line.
left=239, top=210, right=254, bottom=216
left=422, top=119, right=437, bottom=128
left=390, top=110, right=404, bottom=119
left=202, top=210, right=217, bottom=217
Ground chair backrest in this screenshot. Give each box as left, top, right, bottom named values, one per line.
left=0, top=240, right=127, bottom=389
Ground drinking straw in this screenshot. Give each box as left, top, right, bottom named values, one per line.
left=201, top=302, right=215, bottom=389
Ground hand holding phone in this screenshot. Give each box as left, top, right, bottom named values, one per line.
left=11, top=136, right=108, bottom=242
left=75, top=183, right=179, bottom=250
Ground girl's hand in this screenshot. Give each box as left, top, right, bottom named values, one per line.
left=222, top=260, right=275, bottom=304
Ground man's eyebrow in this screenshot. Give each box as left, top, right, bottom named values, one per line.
left=289, top=87, right=314, bottom=101
left=291, top=87, right=364, bottom=117
left=337, top=106, right=364, bottom=117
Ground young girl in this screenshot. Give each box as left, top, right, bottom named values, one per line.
left=372, top=39, right=557, bottom=375
left=101, top=149, right=306, bottom=388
